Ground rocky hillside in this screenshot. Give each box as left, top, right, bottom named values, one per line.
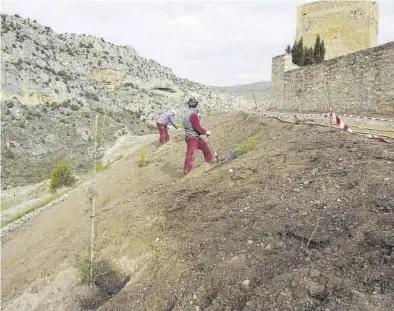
left=0, top=13, right=247, bottom=189
left=212, top=81, right=271, bottom=108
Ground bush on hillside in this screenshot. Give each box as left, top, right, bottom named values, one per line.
left=49, top=161, right=76, bottom=193
left=233, top=134, right=261, bottom=157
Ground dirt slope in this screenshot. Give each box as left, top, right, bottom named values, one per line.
left=1, top=112, right=394, bottom=311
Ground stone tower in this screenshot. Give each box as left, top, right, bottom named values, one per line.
left=296, top=0, right=378, bottom=60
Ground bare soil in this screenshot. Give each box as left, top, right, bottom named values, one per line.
left=2, top=112, right=393, bottom=311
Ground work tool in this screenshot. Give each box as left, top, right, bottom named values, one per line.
left=207, top=135, right=220, bottom=163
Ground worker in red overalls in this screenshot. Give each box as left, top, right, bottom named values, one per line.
left=156, top=110, right=179, bottom=145
left=183, top=97, right=213, bottom=175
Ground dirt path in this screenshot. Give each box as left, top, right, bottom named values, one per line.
left=2, top=112, right=394, bottom=311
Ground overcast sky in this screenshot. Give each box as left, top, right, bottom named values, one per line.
left=1, top=0, right=393, bottom=86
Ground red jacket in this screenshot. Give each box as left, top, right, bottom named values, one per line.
left=184, top=108, right=207, bottom=137
left=190, top=113, right=207, bottom=135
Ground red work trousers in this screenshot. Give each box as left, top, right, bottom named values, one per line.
left=157, top=123, right=169, bottom=144
left=184, top=137, right=213, bottom=174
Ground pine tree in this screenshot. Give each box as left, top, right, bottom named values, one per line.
left=285, top=44, right=291, bottom=54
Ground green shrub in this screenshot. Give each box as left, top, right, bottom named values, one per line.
left=49, top=161, right=76, bottom=193
left=233, top=134, right=261, bottom=157
left=147, top=124, right=156, bottom=131
left=95, top=163, right=111, bottom=173
left=138, top=149, right=148, bottom=167
left=4, top=148, right=15, bottom=159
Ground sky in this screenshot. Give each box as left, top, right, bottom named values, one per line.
left=1, top=0, right=393, bottom=86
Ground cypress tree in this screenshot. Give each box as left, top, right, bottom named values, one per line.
left=297, top=37, right=304, bottom=66
left=291, top=39, right=298, bottom=65
left=309, top=47, right=315, bottom=65
left=288, top=35, right=326, bottom=66
left=320, top=39, right=326, bottom=62
left=314, top=35, right=321, bottom=63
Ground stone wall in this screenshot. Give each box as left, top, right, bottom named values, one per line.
left=296, top=0, right=378, bottom=60
left=270, top=41, right=394, bottom=114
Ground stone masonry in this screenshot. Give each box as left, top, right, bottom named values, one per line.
left=270, top=41, right=394, bottom=114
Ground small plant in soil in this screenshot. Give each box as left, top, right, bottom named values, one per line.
left=138, top=149, right=148, bottom=167
left=95, top=163, right=111, bottom=173
left=233, top=134, right=261, bottom=157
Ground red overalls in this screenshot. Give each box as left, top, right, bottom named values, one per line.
left=183, top=110, right=213, bottom=174
left=157, top=123, right=169, bottom=144
left=184, top=137, right=213, bottom=174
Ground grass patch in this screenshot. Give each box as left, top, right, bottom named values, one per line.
left=95, top=163, right=111, bottom=173
left=233, top=134, right=261, bottom=157
left=1, top=195, right=60, bottom=227
left=1, top=198, right=17, bottom=211
left=375, top=106, right=394, bottom=115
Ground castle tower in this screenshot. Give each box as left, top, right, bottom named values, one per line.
left=296, top=0, right=378, bottom=60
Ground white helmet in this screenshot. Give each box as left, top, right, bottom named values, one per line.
left=187, top=96, right=198, bottom=108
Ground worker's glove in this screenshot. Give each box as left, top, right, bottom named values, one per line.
left=206, top=130, right=211, bottom=136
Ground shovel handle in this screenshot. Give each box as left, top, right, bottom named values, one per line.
left=207, top=136, right=220, bottom=163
